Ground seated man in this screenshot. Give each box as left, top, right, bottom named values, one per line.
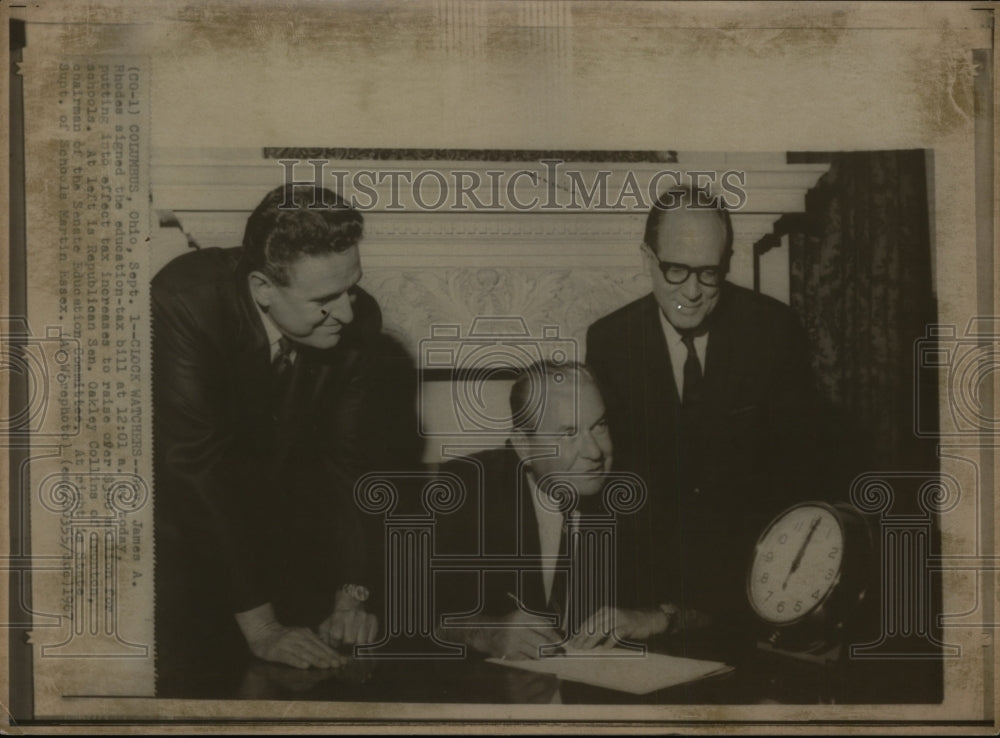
left=433, top=360, right=674, bottom=660
left=152, top=184, right=389, bottom=692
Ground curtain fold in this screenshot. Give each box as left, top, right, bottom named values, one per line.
left=788, top=150, right=937, bottom=471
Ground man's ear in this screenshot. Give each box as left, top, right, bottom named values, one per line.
left=640, top=242, right=657, bottom=272
left=248, top=271, right=274, bottom=308
left=509, top=429, right=531, bottom=464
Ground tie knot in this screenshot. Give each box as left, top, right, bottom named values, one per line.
left=273, top=335, right=296, bottom=371
left=680, top=332, right=697, bottom=353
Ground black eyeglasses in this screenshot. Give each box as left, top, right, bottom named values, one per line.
left=654, top=260, right=726, bottom=287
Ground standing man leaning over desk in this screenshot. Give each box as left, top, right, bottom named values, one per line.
left=585, top=186, right=826, bottom=651
left=153, top=185, right=383, bottom=690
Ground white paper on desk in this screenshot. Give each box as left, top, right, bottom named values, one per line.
left=486, top=648, right=733, bottom=695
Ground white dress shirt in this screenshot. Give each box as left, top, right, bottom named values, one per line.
left=526, top=472, right=566, bottom=604
left=658, top=309, right=709, bottom=400
left=255, top=303, right=295, bottom=363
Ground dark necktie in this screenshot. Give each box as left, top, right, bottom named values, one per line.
left=270, top=335, right=296, bottom=419
left=681, top=333, right=703, bottom=407
left=273, top=335, right=295, bottom=376
left=549, top=519, right=569, bottom=617
left=680, top=334, right=705, bottom=497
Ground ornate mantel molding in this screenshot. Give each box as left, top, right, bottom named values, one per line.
left=361, top=266, right=649, bottom=362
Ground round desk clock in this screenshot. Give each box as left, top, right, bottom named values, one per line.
left=747, top=501, right=874, bottom=653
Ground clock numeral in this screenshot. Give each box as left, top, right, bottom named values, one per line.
left=824, top=568, right=834, bottom=580
left=828, top=546, right=840, bottom=559
left=759, top=572, right=769, bottom=583
left=794, top=519, right=803, bottom=531
left=764, top=590, right=774, bottom=601
left=811, top=589, right=821, bottom=600
left=778, top=533, right=788, bottom=544
left=763, top=550, right=774, bottom=563
left=776, top=601, right=785, bottom=613
left=794, top=600, right=802, bottom=613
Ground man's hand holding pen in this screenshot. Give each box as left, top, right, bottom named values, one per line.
left=482, top=609, right=565, bottom=661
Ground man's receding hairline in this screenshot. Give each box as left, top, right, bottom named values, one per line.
left=509, top=361, right=600, bottom=434
left=648, top=207, right=730, bottom=255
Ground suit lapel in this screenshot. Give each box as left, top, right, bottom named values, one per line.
left=703, top=284, right=737, bottom=417
left=513, top=456, right=548, bottom=612
left=231, top=256, right=303, bottom=470
left=635, top=296, right=680, bottom=475
left=638, top=295, right=680, bottom=408
left=232, top=257, right=272, bottom=431
left=271, top=350, right=347, bottom=470
left=271, top=356, right=307, bottom=467
left=480, top=450, right=547, bottom=614
left=234, top=255, right=269, bottom=357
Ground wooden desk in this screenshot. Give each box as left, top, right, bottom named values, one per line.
left=157, top=640, right=942, bottom=704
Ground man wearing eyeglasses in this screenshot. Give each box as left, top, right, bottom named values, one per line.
left=584, top=185, right=823, bottom=656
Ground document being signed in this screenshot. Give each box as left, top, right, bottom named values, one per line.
left=487, top=649, right=733, bottom=695
left=2, top=1, right=995, bottom=734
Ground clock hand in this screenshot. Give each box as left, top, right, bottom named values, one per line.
left=781, top=516, right=822, bottom=590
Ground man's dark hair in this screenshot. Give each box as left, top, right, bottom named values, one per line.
left=509, top=360, right=599, bottom=434
left=643, top=184, right=734, bottom=259
left=242, top=184, right=364, bottom=285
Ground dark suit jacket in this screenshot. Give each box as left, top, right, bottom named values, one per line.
left=586, top=285, right=824, bottom=624
left=434, top=448, right=573, bottom=628
left=152, top=246, right=389, bottom=671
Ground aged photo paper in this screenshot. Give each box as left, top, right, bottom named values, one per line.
left=1, top=0, right=997, bottom=733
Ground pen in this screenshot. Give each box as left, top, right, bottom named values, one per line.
left=505, top=590, right=528, bottom=610
left=506, top=591, right=566, bottom=656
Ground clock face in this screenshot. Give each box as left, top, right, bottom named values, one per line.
left=748, top=504, right=845, bottom=624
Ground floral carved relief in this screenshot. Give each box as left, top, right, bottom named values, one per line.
left=363, top=266, right=648, bottom=362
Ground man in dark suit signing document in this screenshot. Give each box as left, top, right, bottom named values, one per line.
left=434, top=360, right=679, bottom=660
left=586, top=186, right=826, bottom=653
left=153, top=185, right=387, bottom=692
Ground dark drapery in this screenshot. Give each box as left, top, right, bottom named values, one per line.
left=787, top=150, right=938, bottom=472
left=783, top=151, right=942, bottom=703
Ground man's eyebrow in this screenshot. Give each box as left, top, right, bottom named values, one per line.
left=308, top=270, right=363, bottom=303
left=310, top=290, right=344, bottom=303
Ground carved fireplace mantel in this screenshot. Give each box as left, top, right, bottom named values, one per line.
left=150, top=147, right=829, bottom=359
